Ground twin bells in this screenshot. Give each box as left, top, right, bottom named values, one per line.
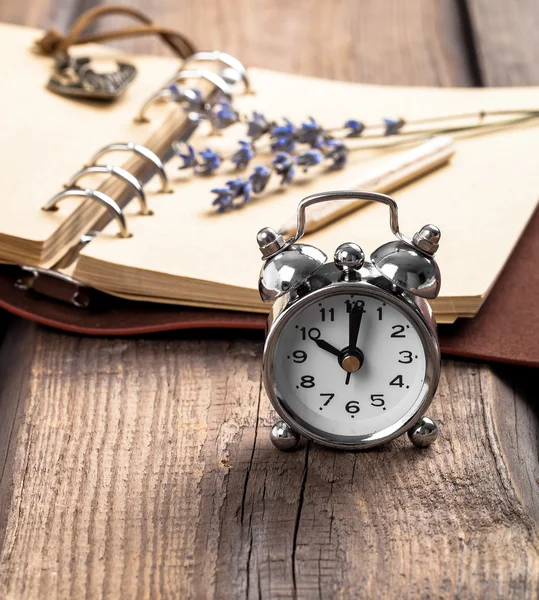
left=257, top=190, right=441, bottom=302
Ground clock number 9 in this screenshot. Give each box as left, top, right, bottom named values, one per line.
left=291, top=350, right=307, bottom=363
left=345, top=401, right=360, bottom=414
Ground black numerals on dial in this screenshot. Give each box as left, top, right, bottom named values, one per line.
left=345, top=401, right=360, bottom=414
left=398, top=350, right=413, bottom=364
left=370, top=394, right=385, bottom=407
left=291, top=350, right=307, bottom=363
left=319, top=393, right=335, bottom=408
left=300, top=327, right=321, bottom=341
left=300, top=375, right=315, bottom=388
left=319, top=307, right=335, bottom=322
left=345, top=299, right=365, bottom=313
left=389, top=375, right=404, bottom=388
left=390, top=325, right=406, bottom=338
left=377, top=306, right=383, bottom=321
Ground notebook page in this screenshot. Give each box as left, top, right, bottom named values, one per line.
left=76, top=69, right=539, bottom=314
left=0, top=23, right=178, bottom=247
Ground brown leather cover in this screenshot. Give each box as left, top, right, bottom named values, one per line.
left=0, top=204, right=537, bottom=366
left=437, top=204, right=539, bottom=367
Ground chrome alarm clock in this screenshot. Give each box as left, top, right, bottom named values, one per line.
left=256, top=190, right=441, bottom=451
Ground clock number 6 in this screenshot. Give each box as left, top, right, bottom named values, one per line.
left=345, top=401, right=360, bottom=414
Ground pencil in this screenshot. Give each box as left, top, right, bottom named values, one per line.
left=277, top=136, right=455, bottom=238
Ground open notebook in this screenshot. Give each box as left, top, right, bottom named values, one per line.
left=1, top=22, right=539, bottom=326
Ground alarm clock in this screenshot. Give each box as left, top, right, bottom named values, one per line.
left=256, top=190, right=442, bottom=451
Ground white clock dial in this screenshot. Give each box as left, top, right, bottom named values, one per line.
left=272, top=291, right=427, bottom=440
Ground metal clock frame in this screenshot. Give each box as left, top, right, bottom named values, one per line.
left=262, top=269, right=441, bottom=450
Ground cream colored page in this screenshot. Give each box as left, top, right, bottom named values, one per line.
left=0, top=23, right=180, bottom=242
left=79, top=68, right=539, bottom=302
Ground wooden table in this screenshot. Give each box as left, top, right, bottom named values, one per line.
left=0, top=1, right=538, bottom=598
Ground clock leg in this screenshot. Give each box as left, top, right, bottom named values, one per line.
left=407, top=416, right=439, bottom=448
left=270, top=419, right=302, bottom=451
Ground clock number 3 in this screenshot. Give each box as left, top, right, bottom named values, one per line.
left=398, top=351, right=413, bottom=363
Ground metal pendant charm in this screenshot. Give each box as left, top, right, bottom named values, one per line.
left=47, top=52, right=137, bottom=101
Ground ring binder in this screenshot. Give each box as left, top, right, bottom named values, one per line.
left=17, top=46, right=251, bottom=308
left=87, top=142, right=171, bottom=193
left=42, top=188, right=131, bottom=238
left=16, top=266, right=93, bottom=308
left=64, top=164, right=152, bottom=215
left=135, top=69, right=232, bottom=124
left=180, top=51, right=251, bottom=93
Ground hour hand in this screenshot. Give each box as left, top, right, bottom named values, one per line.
left=314, top=338, right=341, bottom=357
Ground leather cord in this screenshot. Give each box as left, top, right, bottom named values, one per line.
left=34, top=5, right=197, bottom=58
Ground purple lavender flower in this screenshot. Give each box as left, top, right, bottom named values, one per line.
left=270, top=119, right=296, bottom=153
left=197, top=148, right=222, bottom=175
left=249, top=165, right=272, bottom=193
left=296, top=117, right=325, bottom=148
left=384, top=117, right=405, bottom=136
left=211, top=178, right=251, bottom=212
left=231, top=141, right=256, bottom=170
left=173, top=142, right=198, bottom=170
left=272, top=152, right=295, bottom=185
left=324, top=140, right=348, bottom=170
left=344, top=119, right=365, bottom=137
left=212, top=99, right=239, bottom=130
left=247, top=111, right=271, bottom=141
left=295, top=149, right=323, bottom=172
left=227, top=178, right=252, bottom=204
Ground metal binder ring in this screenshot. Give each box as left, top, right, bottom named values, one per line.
left=172, top=69, right=232, bottom=99
left=42, top=188, right=131, bottom=238
left=87, top=142, right=171, bottom=193
left=180, top=51, right=252, bottom=93
left=64, top=164, right=153, bottom=215
left=135, top=69, right=232, bottom=124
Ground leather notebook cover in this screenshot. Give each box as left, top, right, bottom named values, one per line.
left=0, top=203, right=537, bottom=367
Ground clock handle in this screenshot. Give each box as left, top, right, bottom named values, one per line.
left=284, top=190, right=409, bottom=247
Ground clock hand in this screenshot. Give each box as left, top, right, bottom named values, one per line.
left=348, top=303, right=364, bottom=351
left=314, top=338, right=341, bottom=357
left=345, top=372, right=351, bottom=386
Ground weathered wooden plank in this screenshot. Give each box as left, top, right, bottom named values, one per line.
left=0, top=329, right=267, bottom=598
left=0, top=0, right=78, bottom=31
left=466, top=0, right=539, bottom=85
left=87, top=0, right=474, bottom=86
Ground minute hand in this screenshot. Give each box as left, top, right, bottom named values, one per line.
left=348, top=304, right=364, bottom=350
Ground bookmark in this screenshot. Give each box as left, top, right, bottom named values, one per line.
left=33, top=6, right=196, bottom=102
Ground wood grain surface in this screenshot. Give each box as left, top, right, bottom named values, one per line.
left=0, top=1, right=538, bottom=599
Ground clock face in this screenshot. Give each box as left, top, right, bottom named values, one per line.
left=271, top=289, right=428, bottom=442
